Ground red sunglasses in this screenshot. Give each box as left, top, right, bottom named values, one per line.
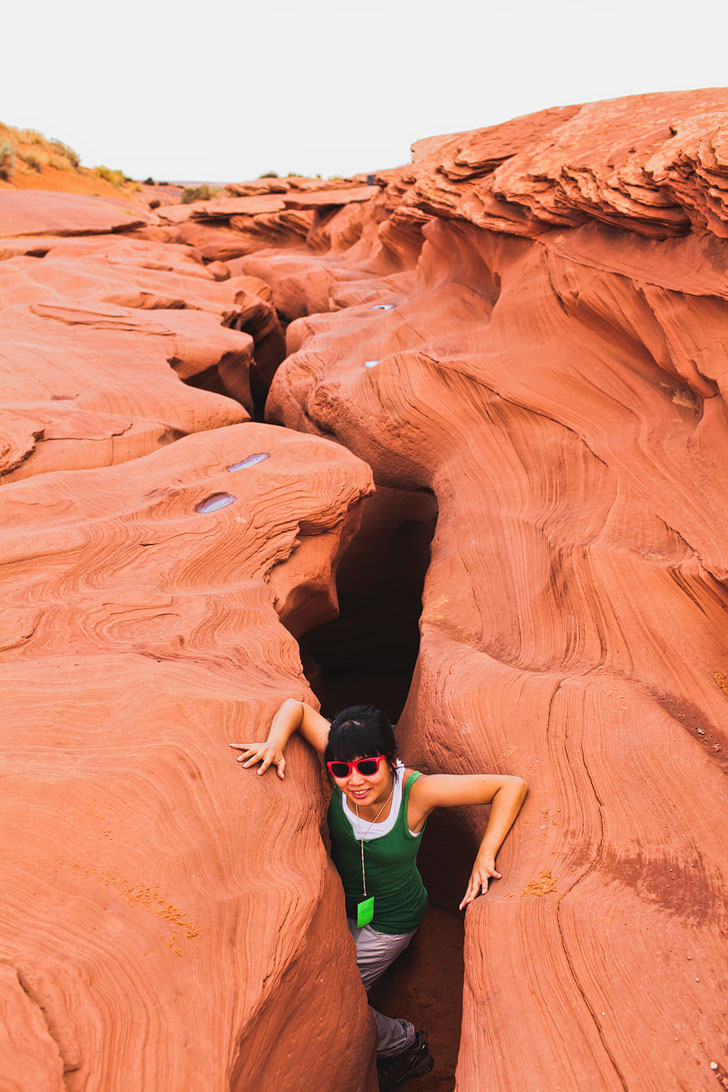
left=326, top=755, right=387, bottom=779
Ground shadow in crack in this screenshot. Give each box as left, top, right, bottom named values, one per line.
left=300, top=484, right=437, bottom=723
left=298, top=483, right=466, bottom=1090
left=368, top=905, right=464, bottom=1092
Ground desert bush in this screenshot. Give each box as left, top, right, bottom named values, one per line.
left=149, top=198, right=161, bottom=209
left=260, top=170, right=279, bottom=178
left=181, top=184, right=213, bottom=203
left=0, top=141, right=15, bottom=180
left=24, top=151, right=43, bottom=172
left=50, top=138, right=80, bottom=168
left=48, top=153, right=73, bottom=171
left=95, top=165, right=126, bottom=186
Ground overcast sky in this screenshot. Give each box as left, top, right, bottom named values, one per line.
left=4, top=0, right=727, bottom=182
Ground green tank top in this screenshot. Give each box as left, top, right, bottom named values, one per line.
left=327, top=770, right=428, bottom=934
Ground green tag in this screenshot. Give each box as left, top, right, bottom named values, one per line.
left=357, top=897, right=374, bottom=928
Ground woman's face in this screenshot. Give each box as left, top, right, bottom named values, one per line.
left=333, top=755, right=394, bottom=810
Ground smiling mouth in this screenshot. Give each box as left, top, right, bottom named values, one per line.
left=350, top=788, right=370, bottom=798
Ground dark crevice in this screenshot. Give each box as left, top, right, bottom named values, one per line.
left=168, top=350, right=252, bottom=413
left=300, top=484, right=437, bottom=722
left=174, top=361, right=231, bottom=400
left=220, top=305, right=288, bottom=420
left=293, top=482, right=466, bottom=1090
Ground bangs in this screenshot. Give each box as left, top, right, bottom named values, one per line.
left=324, top=704, right=397, bottom=770
left=326, top=721, right=381, bottom=763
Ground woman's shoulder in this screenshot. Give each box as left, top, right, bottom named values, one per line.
left=402, top=766, right=424, bottom=788
left=402, top=767, right=428, bottom=833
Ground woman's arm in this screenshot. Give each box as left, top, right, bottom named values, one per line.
left=229, top=699, right=330, bottom=779
left=409, top=772, right=528, bottom=909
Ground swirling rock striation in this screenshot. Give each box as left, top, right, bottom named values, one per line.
left=3, top=91, right=728, bottom=1092
left=0, top=190, right=378, bottom=1092
left=0, top=421, right=377, bottom=1092
left=256, top=89, right=728, bottom=1092
left=0, top=228, right=292, bottom=480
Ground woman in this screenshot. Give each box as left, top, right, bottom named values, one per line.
left=231, top=700, right=527, bottom=1091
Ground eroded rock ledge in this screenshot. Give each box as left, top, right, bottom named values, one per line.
left=2, top=88, right=728, bottom=1092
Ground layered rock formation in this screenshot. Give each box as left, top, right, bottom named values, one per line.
left=0, top=193, right=377, bottom=1091
left=3, top=89, right=728, bottom=1092
left=256, top=90, right=728, bottom=1091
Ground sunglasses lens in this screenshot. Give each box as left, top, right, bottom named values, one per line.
left=329, top=762, right=350, bottom=778
left=356, top=759, right=379, bottom=776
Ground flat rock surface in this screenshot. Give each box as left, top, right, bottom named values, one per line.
left=281, top=184, right=379, bottom=208
left=155, top=194, right=287, bottom=223
left=0, top=190, right=150, bottom=236
left=0, top=233, right=292, bottom=479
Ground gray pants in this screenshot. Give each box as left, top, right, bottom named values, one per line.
left=347, top=919, right=417, bottom=1058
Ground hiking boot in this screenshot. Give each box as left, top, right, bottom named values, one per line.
left=377, top=1030, right=434, bottom=1091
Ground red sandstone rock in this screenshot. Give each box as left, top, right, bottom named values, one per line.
left=0, top=233, right=295, bottom=479
left=147, top=182, right=382, bottom=261
left=0, top=301, right=252, bottom=479
left=225, top=179, right=290, bottom=196
left=150, top=219, right=265, bottom=261
left=225, top=177, right=365, bottom=197
left=281, top=185, right=379, bottom=209
left=4, top=89, right=728, bottom=1092
left=0, top=190, right=150, bottom=236
left=260, top=90, right=728, bottom=1092
left=0, top=422, right=375, bottom=1092
left=156, top=194, right=287, bottom=224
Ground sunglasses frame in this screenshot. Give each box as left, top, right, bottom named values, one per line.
left=326, top=755, right=388, bottom=779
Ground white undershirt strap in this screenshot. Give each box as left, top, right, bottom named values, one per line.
left=342, top=762, right=420, bottom=839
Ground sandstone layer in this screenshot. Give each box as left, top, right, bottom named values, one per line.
left=252, top=90, right=727, bottom=1092
left=0, top=426, right=378, bottom=1092
left=0, top=192, right=378, bottom=1091
left=3, top=89, right=728, bottom=1092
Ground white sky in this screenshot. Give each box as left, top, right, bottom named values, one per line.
left=4, top=0, right=727, bottom=182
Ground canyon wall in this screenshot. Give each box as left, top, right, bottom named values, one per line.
left=258, top=90, right=728, bottom=1091
left=2, top=88, right=728, bottom=1091
left=0, top=193, right=377, bottom=1092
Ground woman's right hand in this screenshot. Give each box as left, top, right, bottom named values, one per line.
left=229, top=741, right=286, bottom=779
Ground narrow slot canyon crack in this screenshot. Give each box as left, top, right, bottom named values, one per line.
left=5, top=92, right=728, bottom=1092
left=278, top=479, right=468, bottom=1091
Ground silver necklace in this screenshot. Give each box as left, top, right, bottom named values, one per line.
left=354, top=779, right=394, bottom=899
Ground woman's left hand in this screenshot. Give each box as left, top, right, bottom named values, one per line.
left=459, top=855, right=502, bottom=910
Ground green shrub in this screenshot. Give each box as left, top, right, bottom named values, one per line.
left=181, top=184, right=213, bottom=204
left=0, top=141, right=15, bottom=180
left=260, top=170, right=279, bottom=178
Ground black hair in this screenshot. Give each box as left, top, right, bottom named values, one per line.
left=324, top=705, right=397, bottom=773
